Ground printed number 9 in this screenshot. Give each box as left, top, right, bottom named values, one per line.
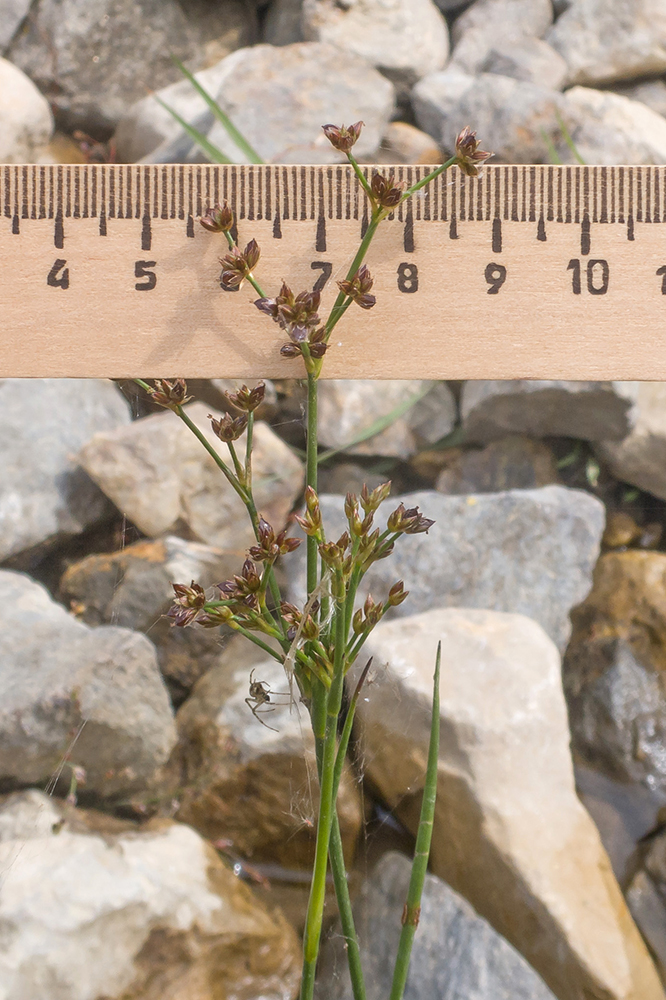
left=397, top=262, right=419, bottom=293
left=485, top=262, right=506, bottom=294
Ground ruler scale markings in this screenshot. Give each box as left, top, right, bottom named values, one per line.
left=556, top=167, right=562, bottom=224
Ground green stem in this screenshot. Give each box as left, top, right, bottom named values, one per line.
left=245, top=410, right=254, bottom=488
left=306, top=372, right=319, bottom=601
left=389, top=642, right=441, bottom=1000
left=347, top=153, right=374, bottom=201
left=175, top=405, right=248, bottom=503
left=224, top=230, right=267, bottom=298
left=400, top=156, right=457, bottom=202
left=325, top=215, right=381, bottom=339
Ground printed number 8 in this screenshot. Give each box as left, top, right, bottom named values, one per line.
left=397, top=262, right=419, bottom=293
left=485, top=262, right=506, bottom=294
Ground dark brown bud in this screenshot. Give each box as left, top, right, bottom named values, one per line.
left=200, top=203, right=234, bottom=233
left=225, top=381, right=266, bottom=413
left=280, top=343, right=302, bottom=359
left=167, top=581, right=206, bottom=626
left=219, top=239, right=261, bottom=290
left=388, top=581, right=409, bottom=607
left=147, top=378, right=192, bottom=410
left=308, top=342, right=328, bottom=359
left=240, top=558, right=261, bottom=592
left=337, top=264, right=376, bottom=310
left=370, top=172, right=403, bottom=209
left=209, top=411, right=248, bottom=442
left=454, top=126, right=492, bottom=177
left=322, top=121, right=364, bottom=153
left=387, top=502, right=434, bottom=535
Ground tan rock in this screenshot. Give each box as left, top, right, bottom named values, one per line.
left=78, top=402, right=304, bottom=554
left=0, top=789, right=300, bottom=1000
left=435, top=436, right=559, bottom=494
left=596, top=383, right=666, bottom=502
left=376, top=120, right=443, bottom=164
left=354, top=607, right=664, bottom=1000
left=176, top=656, right=363, bottom=868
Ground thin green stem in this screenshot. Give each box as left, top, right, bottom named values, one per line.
left=389, top=642, right=441, bottom=1000
left=400, top=156, right=457, bottom=202
left=347, top=153, right=374, bottom=201
left=228, top=625, right=283, bottom=662
left=226, top=440, right=245, bottom=483
left=306, top=372, right=319, bottom=601
left=325, top=215, right=381, bottom=339
left=223, top=230, right=267, bottom=298
left=176, top=405, right=248, bottom=502
left=245, top=410, right=254, bottom=488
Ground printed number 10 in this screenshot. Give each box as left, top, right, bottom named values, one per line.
left=567, top=258, right=609, bottom=295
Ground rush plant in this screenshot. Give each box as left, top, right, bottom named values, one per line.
left=136, top=122, right=489, bottom=1000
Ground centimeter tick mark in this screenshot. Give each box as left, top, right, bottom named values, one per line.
left=581, top=214, right=591, bottom=255
left=492, top=218, right=502, bottom=254
left=404, top=212, right=415, bottom=253
left=316, top=213, right=326, bottom=253
left=537, top=217, right=546, bottom=241
left=54, top=210, right=64, bottom=249
left=141, top=212, right=152, bottom=251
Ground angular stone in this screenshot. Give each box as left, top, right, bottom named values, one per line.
left=627, top=870, right=666, bottom=983
left=612, top=79, right=666, bottom=118
left=78, top=402, right=304, bottom=553
left=7, top=0, right=256, bottom=135
left=375, top=120, right=443, bottom=164
left=0, top=57, right=53, bottom=162
left=479, top=37, right=568, bottom=89
left=176, top=655, right=362, bottom=868
left=562, top=86, right=666, bottom=164
left=318, top=381, right=455, bottom=459
left=0, top=789, right=300, bottom=1000
left=0, top=571, right=176, bottom=798
left=115, top=42, right=395, bottom=164
left=597, top=383, right=666, bottom=501
left=462, top=380, right=638, bottom=443
left=60, top=536, right=239, bottom=703
left=436, top=436, right=559, bottom=494
left=318, top=851, right=557, bottom=1000
left=0, top=378, right=130, bottom=562
left=353, top=607, right=665, bottom=1000
left=564, top=550, right=666, bottom=796
left=548, top=0, right=666, bottom=87
left=302, top=0, right=449, bottom=88
left=450, top=0, right=553, bottom=75
left=289, top=485, right=604, bottom=652
left=264, top=0, right=305, bottom=45
left=0, top=0, right=30, bottom=50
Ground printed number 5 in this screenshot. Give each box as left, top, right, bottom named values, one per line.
left=135, top=260, right=156, bottom=290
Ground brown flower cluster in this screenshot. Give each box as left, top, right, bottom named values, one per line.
left=255, top=284, right=327, bottom=360
left=337, top=264, right=375, bottom=310
left=370, top=172, right=403, bottom=210
left=321, top=121, right=364, bottom=153
left=209, top=411, right=248, bottom=442
left=200, top=203, right=234, bottom=233
left=147, top=378, right=192, bottom=411
left=454, top=126, right=492, bottom=177
left=219, top=239, right=260, bottom=290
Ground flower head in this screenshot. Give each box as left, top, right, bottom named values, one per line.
left=225, top=382, right=266, bottom=413
left=219, top=239, right=260, bottom=290
left=370, top=172, right=403, bottom=210
left=209, top=411, right=248, bottom=442
left=200, top=203, right=234, bottom=233
left=255, top=283, right=327, bottom=362
left=322, top=121, right=364, bottom=153
left=147, top=378, right=192, bottom=411
left=337, top=264, right=376, bottom=310
left=167, top=581, right=207, bottom=627
left=454, top=126, right=492, bottom=177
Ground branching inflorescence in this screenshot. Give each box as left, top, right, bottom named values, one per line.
left=136, top=123, right=489, bottom=1000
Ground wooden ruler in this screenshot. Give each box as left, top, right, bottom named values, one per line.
left=1, top=163, right=664, bottom=379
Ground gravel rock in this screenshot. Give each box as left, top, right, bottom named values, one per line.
left=479, top=36, right=568, bottom=89
left=0, top=57, right=53, bottom=162
left=376, top=120, right=443, bottom=164
left=78, top=402, right=304, bottom=554
left=612, top=79, right=666, bottom=118
left=0, top=378, right=130, bottom=563
left=264, top=0, right=305, bottom=45
left=115, top=42, right=395, bottom=164
left=462, top=380, right=638, bottom=443
left=60, top=536, right=239, bottom=703
left=562, top=86, right=666, bottom=164
left=564, top=551, right=666, bottom=797
left=0, top=571, right=176, bottom=798
left=318, top=851, right=557, bottom=1000
left=289, top=485, right=604, bottom=652
left=6, top=0, right=256, bottom=136
left=353, top=607, right=665, bottom=1000
left=317, top=381, right=455, bottom=459
left=301, top=0, right=449, bottom=88
left=450, top=0, right=553, bottom=75
left=436, top=436, right=559, bottom=494
left=547, top=0, right=666, bottom=87
left=596, top=383, right=666, bottom=501
left=626, top=870, right=666, bottom=982
left=0, top=0, right=30, bottom=50
left=0, top=789, right=300, bottom=1000
left=175, top=655, right=362, bottom=868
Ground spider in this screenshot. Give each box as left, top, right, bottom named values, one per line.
left=245, top=669, right=287, bottom=731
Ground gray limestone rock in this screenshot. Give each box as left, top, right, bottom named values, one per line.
left=596, top=383, right=666, bottom=501
left=548, top=0, right=666, bottom=87
left=612, top=79, right=666, bottom=118
left=288, top=485, right=605, bottom=652
left=0, top=0, right=30, bottom=50
left=461, top=380, right=638, bottom=443
left=317, top=851, right=557, bottom=1000
left=0, top=378, right=130, bottom=562
left=0, top=57, right=53, bottom=162
left=436, top=436, right=559, bottom=494
left=114, top=42, right=395, bottom=164
left=562, top=86, right=666, bottom=164
left=450, top=0, right=553, bottom=75
left=264, top=0, right=305, bottom=45
left=0, top=571, right=176, bottom=798
left=479, top=37, right=568, bottom=89
left=6, top=0, right=256, bottom=135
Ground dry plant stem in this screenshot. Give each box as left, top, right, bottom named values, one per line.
left=389, top=642, right=441, bottom=1000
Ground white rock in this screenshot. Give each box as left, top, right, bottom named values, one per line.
left=562, top=86, right=666, bottom=164
left=301, top=0, right=449, bottom=87
left=0, top=57, right=53, bottom=162
left=479, top=36, right=568, bottom=90
left=376, top=120, right=443, bottom=164
left=0, top=378, right=131, bottom=563
left=411, top=67, right=475, bottom=142
left=318, top=380, right=455, bottom=459
left=0, top=0, right=30, bottom=50
left=0, top=790, right=300, bottom=1000
left=78, top=402, right=304, bottom=554
left=548, top=0, right=666, bottom=87
left=461, top=380, right=639, bottom=443
left=0, top=571, right=176, bottom=798
left=450, top=0, right=553, bottom=75
left=596, top=383, right=666, bottom=501
left=354, top=607, right=665, bottom=1000
left=114, top=42, right=395, bottom=164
